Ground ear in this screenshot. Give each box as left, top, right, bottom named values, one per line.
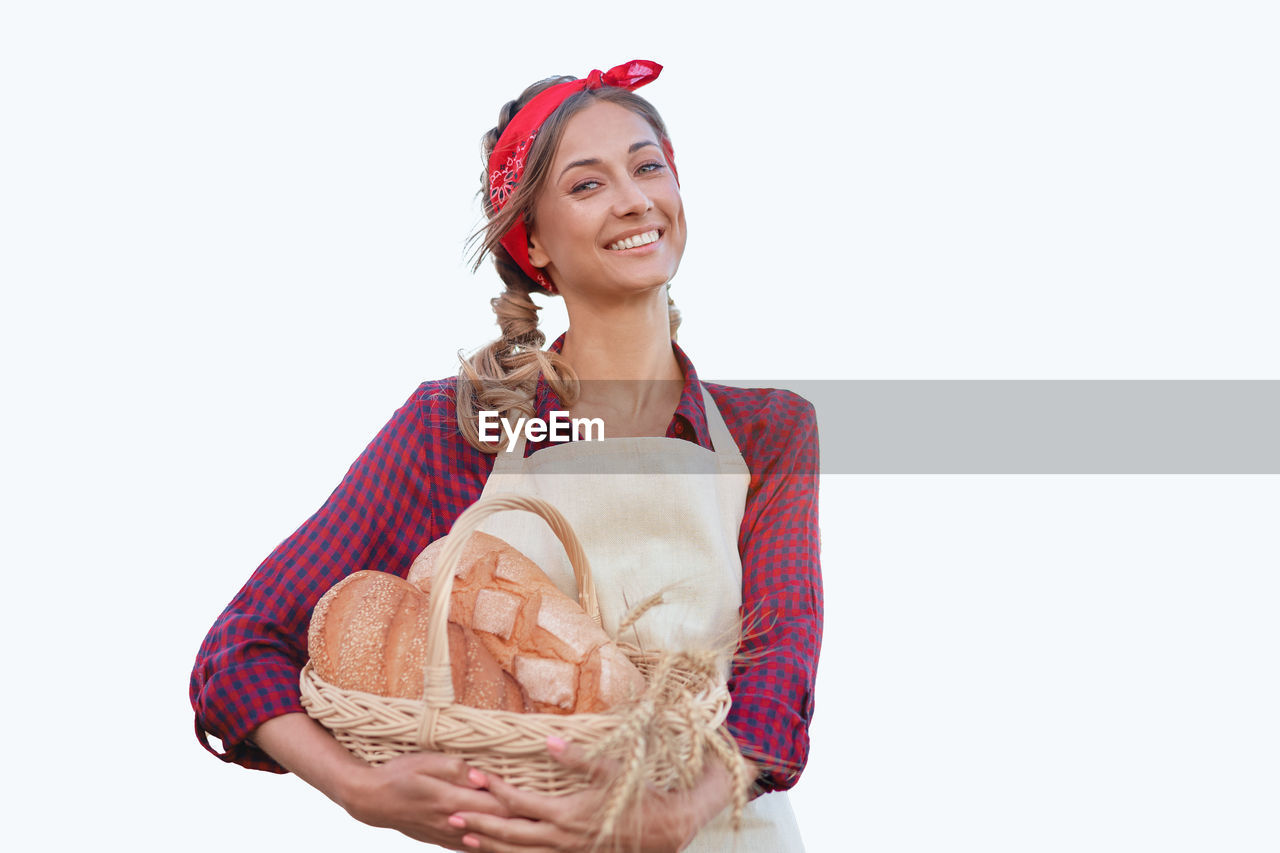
left=526, top=226, right=550, bottom=269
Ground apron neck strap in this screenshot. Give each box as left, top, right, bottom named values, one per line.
left=492, top=428, right=530, bottom=474
left=700, top=386, right=744, bottom=462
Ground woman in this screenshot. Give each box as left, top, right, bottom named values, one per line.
left=191, top=59, right=821, bottom=851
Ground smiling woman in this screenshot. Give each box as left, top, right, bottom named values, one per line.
left=455, top=68, right=693, bottom=454
left=190, top=59, right=821, bottom=853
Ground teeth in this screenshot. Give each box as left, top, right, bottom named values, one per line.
left=608, top=229, right=660, bottom=251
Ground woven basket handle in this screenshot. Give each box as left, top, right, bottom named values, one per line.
left=417, top=493, right=598, bottom=745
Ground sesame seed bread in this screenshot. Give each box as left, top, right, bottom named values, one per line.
left=307, top=570, right=529, bottom=712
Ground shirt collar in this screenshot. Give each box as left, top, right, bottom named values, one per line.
left=530, top=333, right=712, bottom=450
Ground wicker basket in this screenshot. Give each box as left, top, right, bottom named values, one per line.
left=299, top=492, right=741, bottom=800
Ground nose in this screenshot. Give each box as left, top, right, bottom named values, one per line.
left=612, top=175, right=652, bottom=217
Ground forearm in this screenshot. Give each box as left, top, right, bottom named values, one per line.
left=250, top=712, right=368, bottom=810
left=251, top=713, right=512, bottom=849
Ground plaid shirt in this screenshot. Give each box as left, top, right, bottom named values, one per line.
left=190, top=338, right=821, bottom=792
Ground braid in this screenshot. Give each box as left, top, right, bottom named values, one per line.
left=456, top=280, right=579, bottom=453
left=457, top=77, right=578, bottom=453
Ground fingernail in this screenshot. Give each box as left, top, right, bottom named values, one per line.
left=468, top=768, right=487, bottom=787
left=547, top=736, right=566, bottom=753
left=448, top=815, right=465, bottom=829
left=462, top=834, right=480, bottom=849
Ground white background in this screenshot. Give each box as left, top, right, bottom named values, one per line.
left=3, top=2, right=1277, bottom=851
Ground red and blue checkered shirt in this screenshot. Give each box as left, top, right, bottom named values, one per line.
left=190, top=338, right=821, bottom=792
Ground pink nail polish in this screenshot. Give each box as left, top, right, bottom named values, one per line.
left=462, top=834, right=480, bottom=849
left=547, top=736, right=566, bottom=752
left=468, top=768, right=487, bottom=787
left=448, top=815, right=465, bottom=829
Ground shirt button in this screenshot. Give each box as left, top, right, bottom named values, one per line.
left=674, top=422, right=684, bottom=433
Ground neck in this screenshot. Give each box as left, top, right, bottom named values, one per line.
left=559, top=288, right=680, bottom=382
left=557, top=287, right=684, bottom=434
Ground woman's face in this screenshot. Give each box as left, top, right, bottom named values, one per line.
left=527, top=100, right=686, bottom=298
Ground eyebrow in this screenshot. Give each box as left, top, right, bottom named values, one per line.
left=558, top=140, right=658, bottom=180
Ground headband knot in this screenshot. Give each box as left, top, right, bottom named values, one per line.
left=486, top=59, right=670, bottom=293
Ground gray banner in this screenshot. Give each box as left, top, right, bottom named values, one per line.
left=452, top=380, right=1280, bottom=474
left=758, top=380, right=1280, bottom=474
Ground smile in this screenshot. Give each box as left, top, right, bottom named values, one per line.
left=606, top=229, right=661, bottom=251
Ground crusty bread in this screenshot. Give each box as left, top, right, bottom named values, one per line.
left=308, top=570, right=529, bottom=712
left=407, top=531, right=646, bottom=714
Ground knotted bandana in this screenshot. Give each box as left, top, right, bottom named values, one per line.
left=487, top=59, right=676, bottom=293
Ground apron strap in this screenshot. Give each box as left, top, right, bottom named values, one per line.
left=490, top=430, right=529, bottom=475
left=700, top=386, right=750, bottom=476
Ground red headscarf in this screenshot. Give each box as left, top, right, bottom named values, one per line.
left=487, top=60, right=676, bottom=293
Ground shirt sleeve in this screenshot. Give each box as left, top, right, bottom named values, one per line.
left=189, top=385, right=436, bottom=771
left=724, top=392, right=823, bottom=793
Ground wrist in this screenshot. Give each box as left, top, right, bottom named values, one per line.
left=332, top=761, right=373, bottom=817
left=688, top=760, right=735, bottom=830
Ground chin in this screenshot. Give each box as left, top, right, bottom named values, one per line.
left=632, top=271, right=679, bottom=292
left=596, top=265, right=678, bottom=293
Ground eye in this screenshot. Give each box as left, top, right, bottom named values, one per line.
left=570, top=179, right=601, bottom=194
left=637, top=162, right=665, bottom=175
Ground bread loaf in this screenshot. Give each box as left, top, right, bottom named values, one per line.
left=308, top=570, right=529, bottom=712
left=407, top=531, right=646, bottom=714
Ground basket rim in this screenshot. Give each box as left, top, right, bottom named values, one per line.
left=299, top=660, right=671, bottom=725
left=299, top=656, right=730, bottom=724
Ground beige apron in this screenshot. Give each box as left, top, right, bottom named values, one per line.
left=477, top=387, right=805, bottom=852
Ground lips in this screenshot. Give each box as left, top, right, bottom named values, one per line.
left=606, top=228, right=662, bottom=251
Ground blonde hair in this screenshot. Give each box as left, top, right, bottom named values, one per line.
left=457, top=79, right=682, bottom=453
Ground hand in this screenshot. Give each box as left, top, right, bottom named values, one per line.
left=250, top=713, right=511, bottom=850
left=340, top=752, right=513, bottom=848
left=448, top=737, right=736, bottom=853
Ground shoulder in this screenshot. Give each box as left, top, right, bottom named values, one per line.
left=370, top=377, right=469, bottom=456
left=702, top=382, right=817, bottom=473
left=379, top=377, right=493, bottom=504
left=410, top=377, right=456, bottom=404
left=704, top=382, right=817, bottom=438
left=409, top=377, right=458, bottom=416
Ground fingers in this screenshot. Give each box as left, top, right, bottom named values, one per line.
left=437, top=739, right=629, bottom=850
left=449, top=813, right=565, bottom=853
left=479, top=737, right=617, bottom=824
left=546, top=736, right=618, bottom=786
left=448, top=809, right=578, bottom=850
left=447, top=787, right=512, bottom=817
left=385, top=751, right=516, bottom=815
left=394, top=751, right=489, bottom=789
left=459, top=836, right=561, bottom=853
left=356, top=753, right=514, bottom=823
left=482, top=770, right=573, bottom=822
